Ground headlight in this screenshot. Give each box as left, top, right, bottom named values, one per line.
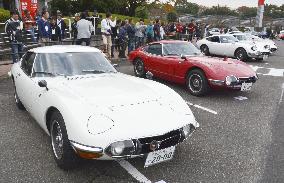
left=225, top=75, right=238, bottom=86
left=182, top=124, right=196, bottom=139
left=251, top=46, right=257, bottom=51
left=264, top=45, right=270, bottom=49
left=105, top=140, right=137, bottom=157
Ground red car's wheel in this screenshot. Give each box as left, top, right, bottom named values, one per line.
left=134, top=58, right=146, bottom=78
left=186, top=69, right=209, bottom=96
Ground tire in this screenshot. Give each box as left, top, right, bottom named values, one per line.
left=134, top=58, right=146, bottom=78
left=186, top=69, right=209, bottom=96
left=235, top=48, right=248, bottom=61
left=200, top=45, right=210, bottom=56
left=13, top=79, right=25, bottom=110
left=50, top=110, right=79, bottom=170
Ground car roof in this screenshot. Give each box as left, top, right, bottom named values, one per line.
left=29, top=45, right=101, bottom=53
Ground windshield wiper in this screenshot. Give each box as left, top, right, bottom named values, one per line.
left=33, top=71, right=56, bottom=76
left=165, top=53, right=179, bottom=56
left=82, top=70, right=107, bottom=74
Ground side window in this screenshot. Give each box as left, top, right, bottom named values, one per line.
left=211, top=36, right=220, bottom=43
left=21, top=52, right=36, bottom=76
left=147, top=44, right=162, bottom=56
left=220, top=37, right=228, bottom=43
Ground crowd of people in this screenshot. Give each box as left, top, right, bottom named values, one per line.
left=4, top=8, right=212, bottom=63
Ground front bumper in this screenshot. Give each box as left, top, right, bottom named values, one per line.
left=71, top=125, right=197, bottom=160
left=248, top=51, right=270, bottom=58
left=209, top=76, right=258, bottom=89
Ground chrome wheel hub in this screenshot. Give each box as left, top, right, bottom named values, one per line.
left=189, top=74, right=203, bottom=93
left=51, top=120, right=64, bottom=159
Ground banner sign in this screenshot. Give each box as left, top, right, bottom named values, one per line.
left=20, top=0, right=38, bottom=18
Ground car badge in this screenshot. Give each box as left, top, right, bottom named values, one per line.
left=149, top=140, right=161, bottom=151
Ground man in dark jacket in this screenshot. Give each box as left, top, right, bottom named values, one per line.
left=50, top=18, right=61, bottom=42
left=56, top=11, right=66, bottom=40
left=153, top=19, right=161, bottom=41
left=118, top=21, right=127, bottom=58
left=37, top=11, right=51, bottom=43
left=126, top=18, right=136, bottom=54
left=71, top=13, right=80, bottom=44
left=5, top=10, right=24, bottom=63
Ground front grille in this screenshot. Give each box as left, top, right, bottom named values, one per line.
left=135, top=129, right=184, bottom=154
left=270, top=48, right=277, bottom=52
left=261, top=52, right=270, bottom=55
left=238, top=76, right=257, bottom=84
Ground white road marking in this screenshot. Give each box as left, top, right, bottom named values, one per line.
left=234, top=96, right=248, bottom=101
left=186, top=101, right=218, bottom=115
left=117, top=160, right=166, bottom=183
left=249, top=65, right=284, bottom=77
left=279, top=83, right=284, bottom=104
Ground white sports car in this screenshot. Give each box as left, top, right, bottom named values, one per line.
left=231, top=33, right=278, bottom=53
left=11, top=45, right=198, bottom=169
left=196, top=35, right=271, bottom=61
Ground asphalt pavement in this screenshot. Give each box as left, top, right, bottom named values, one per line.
left=0, top=40, right=283, bottom=183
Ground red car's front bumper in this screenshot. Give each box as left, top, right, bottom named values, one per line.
left=208, top=76, right=258, bottom=90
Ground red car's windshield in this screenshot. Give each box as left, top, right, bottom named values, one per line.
left=163, top=42, right=201, bottom=56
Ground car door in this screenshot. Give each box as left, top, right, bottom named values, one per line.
left=206, top=36, right=220, bottom=55
left=14, top=52, right=36, bottom=111
left=145, top=43, right=169, bottom=79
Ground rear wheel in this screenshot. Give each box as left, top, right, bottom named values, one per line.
left=50, top=110, right=79, bottom=170
left=200, top=45, right=210, bottom=56
left=13, top=79, right=25, bottom=110
left=235, top=48, right=248, bottom=61
left=134, top=58, right=146, bottom=78
left=186, top=69, right=209, bottom=96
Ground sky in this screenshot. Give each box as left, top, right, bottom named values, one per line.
left=166, top=0, right=284, bottom=8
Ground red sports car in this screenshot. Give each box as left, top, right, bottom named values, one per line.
left=128, top=40, right=258, bottom=96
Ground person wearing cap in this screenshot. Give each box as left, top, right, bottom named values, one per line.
left=71, top=13, right=80, bottom=45
left=101, top=12, right=116, bottom=58
left=5, top=10, right=24, bottom=63
left=56, top=11, right=66, bottom=40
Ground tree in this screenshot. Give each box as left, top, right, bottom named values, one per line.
left=175, top=0, right=199, bottom=15
left=135, top=6, right=149, bottom=19
left=237, top=6, right=257, bottom=19
left=167, top=11, right=177, bottom=22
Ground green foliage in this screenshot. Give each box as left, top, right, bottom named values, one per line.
left=0, top=8, right=10, bottom=22
left=175, top=0, right=199, bottom=15
left=135, top=6, right=149, bottom=19
left=237, top=6, right=257, bottom=19
left=202, top=6, right=238, bottom=16
left=167, top=12, right=177, bottom=22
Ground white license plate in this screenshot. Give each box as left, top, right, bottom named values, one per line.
left=241, top=82, right=253, bottom=91
left=144, top=146, right=175, bottom=167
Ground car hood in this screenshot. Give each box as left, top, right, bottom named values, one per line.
left=189, top=56, right=256, bottom=79
left=59, top=73, right=164, bottom=107
left=45, top=73, right=196, bottom=141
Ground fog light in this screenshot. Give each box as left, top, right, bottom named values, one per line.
left=111, top=141, right=125, bottom=156
left=225, top=75, right=238, bottom=86
left=106, top=140, right=136, bottom=157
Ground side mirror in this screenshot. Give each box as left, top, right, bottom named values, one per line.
left=38, top=80, right=48, bottom=91
left=146, top=71, right=153, bottom=80
left=181, top=55, right=186, bottom=60
left=112, top=64, right=119, bottom=68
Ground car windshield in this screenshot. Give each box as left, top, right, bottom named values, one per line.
left=163, top=42, right=201, bottom=56
left=33, top=52, right=116, bottom=77
left=220, top=36, right=239, bottom=43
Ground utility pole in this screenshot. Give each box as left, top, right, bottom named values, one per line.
left=256, top=0, right=265, bottom=28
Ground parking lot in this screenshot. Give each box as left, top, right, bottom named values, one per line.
left=0, top=40, right=283, bottom=183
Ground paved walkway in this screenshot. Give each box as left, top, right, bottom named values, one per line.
left=0, top=63, right=12, bottom=79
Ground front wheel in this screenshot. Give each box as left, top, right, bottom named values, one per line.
left=186, top=69, right=209, bottom=96
left=134, top=58, right=146, bottom=78
left=50, top=111, right=79, bottom=170
left=235, top=48, right=248, bottom=61
left=13, top=80, right=25, bottom=110
left=200, top=45, right=210, bottom=56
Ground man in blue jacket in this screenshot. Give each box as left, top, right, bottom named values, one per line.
left=37, top=11, right=51, bottom=43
